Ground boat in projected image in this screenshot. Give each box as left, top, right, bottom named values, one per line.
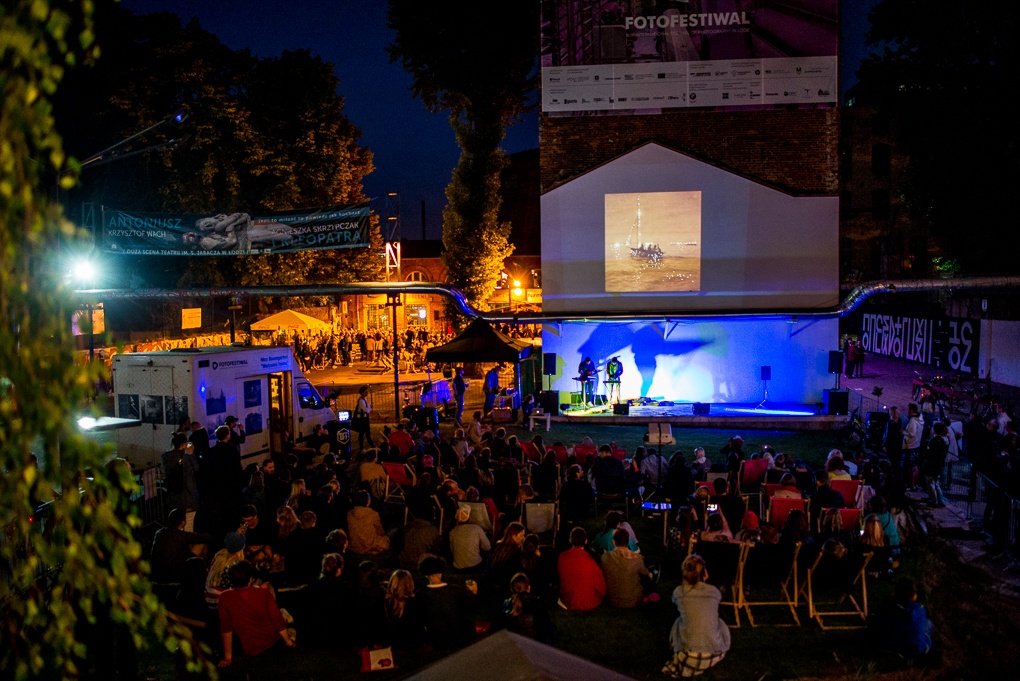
left=626, top=195, right=665, bottom=262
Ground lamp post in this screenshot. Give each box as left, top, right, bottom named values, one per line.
left=72, top=259, right=98, bottom=361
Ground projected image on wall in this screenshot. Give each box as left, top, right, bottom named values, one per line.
left=605, top=191, right=702, bottom=293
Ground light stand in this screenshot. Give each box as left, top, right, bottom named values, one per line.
left=757, top=365, right=771, bottom=409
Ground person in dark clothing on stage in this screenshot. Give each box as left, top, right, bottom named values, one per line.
left=483, top=364, right=502, bottom=416
left=578, top=356, right=597, bottom=407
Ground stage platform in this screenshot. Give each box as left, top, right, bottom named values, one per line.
left=551, top=401, right=845, bottom=432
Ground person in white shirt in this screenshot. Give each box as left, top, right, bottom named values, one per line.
left=639, top=448, right=668, bottom=489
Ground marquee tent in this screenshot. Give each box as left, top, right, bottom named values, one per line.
left=406, top=630, right=635, bottom=681
left=424, top=318, right=534, bottom=364
left=249, top=309, right=331, bottom=333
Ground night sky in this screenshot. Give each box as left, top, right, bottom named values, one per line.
left=121, top=0, right=877, bottom=241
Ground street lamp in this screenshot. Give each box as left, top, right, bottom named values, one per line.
left=72, top=258, right=99, bottom=361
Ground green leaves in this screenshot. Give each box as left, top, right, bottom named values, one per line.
left=0, top=1, right=214, bottom=678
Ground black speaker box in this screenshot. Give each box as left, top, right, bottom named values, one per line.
left=613, top=403, right=630, bottom=415
left=542, top=352, right=557, bottom=376
left=693, top=402, right=710, bottom=415
left=828, top=351, right=844, bottom=374
left=761, top=365, right=772, bottom=381
left=824, top=389, right=849, bottom=416
left=539, top=390, right=560, bottom=416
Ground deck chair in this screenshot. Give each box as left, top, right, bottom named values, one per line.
left=521, top=441, right=542, bottom=464
left=819, top=507, right=863, bottom=533
left=764, top=468, right=787, bottom=484
left=737, top=459, right=769, bottom=494
left=768, top=497, right=808, bottom=528
left=803, top=549, right=872, bottom=629
left=594, top=488, right=629, bottom=520
left=829, top=479, right=862, bottom=508
left=646, top=422, right=675, bottom=446
left=462, top=501, right=493, bottom=533
left=522, top=501, right=559, bottom=547
left=382, top=462, right=415, bottom=504
left=573, top=444, right=597, bottom=466
left=430, top=494, right=445, bottom=532
left=692, top=538, right=747, bottom=627
left=549, top=444, right=569, bottom=465
left=696, top=481, right=717, bottom=496
left=739, top=542, right=801, bottom=627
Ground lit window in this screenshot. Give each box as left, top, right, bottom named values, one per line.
left=405, top=271, right=427, bottom=282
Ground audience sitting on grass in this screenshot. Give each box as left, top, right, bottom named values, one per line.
left=145, top=417, right=949, bottom=671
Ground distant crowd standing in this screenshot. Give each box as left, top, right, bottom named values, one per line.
left=142, top=392, right=1013, bottom=674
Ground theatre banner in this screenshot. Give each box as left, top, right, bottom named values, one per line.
left=859, top=312, right=980, bottom=376
left=541, top=0, right=838, bottom=114
left=102, top=203, right=371, bottom=256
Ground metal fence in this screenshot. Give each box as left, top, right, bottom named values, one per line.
left=945, top=460, right=1020, bottom=563
left=317, top=376, right=489, bottom=423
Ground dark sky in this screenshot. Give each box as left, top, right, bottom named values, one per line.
left=121, top=0, right=876, bottom=240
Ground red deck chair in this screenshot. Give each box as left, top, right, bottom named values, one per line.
left=768, top=497, right=808, bottom=528
left=829, top=479, right=862, bottom=508
left=382, top=462, right=415, bottom=504
left=550, top=445, right=569, bottom=465
left=573, top=444, right=597, bottom=467
left=611, top=447, right=627, bottom=461
left=521, top=441, right=542, bottom=464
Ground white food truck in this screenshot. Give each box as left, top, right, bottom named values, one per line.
left=112, top=346, right=335, bottom=468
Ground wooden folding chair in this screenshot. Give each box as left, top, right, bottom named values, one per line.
left=692, top=538, right=748, bottom=627
left=768, top=497, right=808, bottom=527
left=739, top=542, right=801, bottom=627
left=737, top=459, right=769, bottom=494
left=549, top=444, right=569, bottom=465
left=522, top=501, right=559, bottom=547
left=819, top=507, right=863, bottom=533
left=829, top=479, right=862, bottom=508
left=803, top=549, right=872, bottom=629
left=611, top=446, right=627, bottom=461
left=382, top=462, right=415, bottom=504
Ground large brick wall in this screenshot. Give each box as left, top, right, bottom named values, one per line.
left=540, top=107, right=839, bottom=196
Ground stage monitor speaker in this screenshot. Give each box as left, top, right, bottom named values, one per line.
left=828, top=351, right=844, bottom=374
left=543, top=352, right=557, bottom=376
left=824, top=389, right=849, bottom=416
left=570, top=392, right=583, bottom=406
left=693, top=402, right=710, bottom=415
left=539, top=390, right=560, bottom=416
left=613, top=403, right=630, bottom=415
left=761, top=365, right=772, bottom=381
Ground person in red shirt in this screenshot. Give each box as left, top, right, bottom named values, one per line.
left=218, top=561, right=295, bottom=667
left=387, top=422, right=415, bottom=458
left=557, top=526, right=606, bottom=611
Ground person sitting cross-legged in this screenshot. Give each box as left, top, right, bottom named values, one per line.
left=662, top=554, right=731, bottom=678
left=217, top=560, right=296, bottom=668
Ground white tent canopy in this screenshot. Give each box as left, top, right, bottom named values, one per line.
left=249, top=309, right=331, bottom=333
left=406, top=631, right=635, bottom=681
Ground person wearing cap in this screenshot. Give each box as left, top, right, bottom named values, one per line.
left=734, top=511, right=761, bottom=543
left=449, top=505, right=491, bottom=570
left=416, top=555, right=477, bottom=648
left=225, top=415, right=246, bottom=454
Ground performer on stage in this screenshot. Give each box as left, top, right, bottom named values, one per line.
left=578, top=356, right=597, bottom=407
left=605, top=356, right=623, bottom=405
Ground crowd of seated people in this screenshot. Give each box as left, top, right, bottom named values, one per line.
left=147, top=403, right=961, bottom=672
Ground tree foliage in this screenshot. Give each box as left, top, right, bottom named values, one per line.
left=857, top=0, right=1020, bottom=274
left=387, top=0, right=538, bottom=309
left=56, top=7, right=384, bottom=306
left=0, top=1, right=211, bottom=678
